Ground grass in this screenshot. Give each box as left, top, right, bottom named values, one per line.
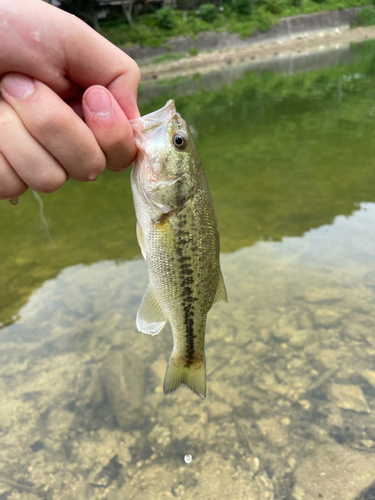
left=151, top=52, right=186, bottom=64
left=100, top=0, right=370, bottom=49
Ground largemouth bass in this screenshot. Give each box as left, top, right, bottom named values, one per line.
left=130, top=100, right=227, bottom=399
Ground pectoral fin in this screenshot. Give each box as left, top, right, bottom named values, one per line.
left=214, top=271, right=228, bottom=304
left=136, top=221, right=147, bottom=261
left=137, top=285, right=167, bottom=335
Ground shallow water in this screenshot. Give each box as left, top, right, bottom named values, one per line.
left=2, top=42, right=375, bottom=499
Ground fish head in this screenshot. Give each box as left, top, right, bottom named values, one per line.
left=130, top=100, right=198, bottom=214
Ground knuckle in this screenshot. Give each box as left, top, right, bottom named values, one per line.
left=32, top=169, right=67, bottom=194
left=0, top=109, right=18, bottom=132
left=81, top=151, right=106, bottom=181
left=0, top=153, right=28, bottom=199
left=123, top=58, right=141, bottom=85
left=131, top=62, right=141, bottom=85
left=33, top=110, right=67, bottom=136
left=0, top=183, right=27, bottom=200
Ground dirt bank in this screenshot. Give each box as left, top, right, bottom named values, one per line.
left=140, top=25, right=375, bottom=82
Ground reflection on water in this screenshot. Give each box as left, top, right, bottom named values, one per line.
left=3, top=42, right=375, bottom=498
left=2, top=204, right=375, bottom=499
left=3, top=41, right=375, bottom=326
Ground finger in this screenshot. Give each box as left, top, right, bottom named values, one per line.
left=0, top=98, right=67, bottom=193
left=0, top=152, right=28, bottom=200
left=0, top=1, right=141, bottom=118
left=1, top=73, right=106, bottom=182
left=82, top=86, right=136, bottom=171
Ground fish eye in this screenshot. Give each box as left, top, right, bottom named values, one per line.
left=172, top=134, right=188, bottom=150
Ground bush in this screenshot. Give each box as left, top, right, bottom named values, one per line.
left=189, top=46, right=199, bottom=55
left=253, top=7, right=274, bottom=31
left=198, top=3, right=217, bottom=22
left=233, top=0, right=252, bottom=16
left=356, top=7, right=375, bottom=27
left=156, top=7, right=176, bottom=29
left=265, top=0, right=284, bottom=14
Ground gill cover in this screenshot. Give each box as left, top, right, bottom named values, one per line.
left=130, top=100, right=196, bottom=214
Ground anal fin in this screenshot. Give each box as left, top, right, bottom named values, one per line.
left=137, top=285, right=167, bottom=335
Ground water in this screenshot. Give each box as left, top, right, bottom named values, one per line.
left=2, top=41, right=375, bottom=499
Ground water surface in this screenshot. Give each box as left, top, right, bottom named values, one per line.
left=2, top=41, right=375, bottom=499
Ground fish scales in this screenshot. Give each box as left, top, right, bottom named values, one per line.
left=130, top=100, right=227, bottom=399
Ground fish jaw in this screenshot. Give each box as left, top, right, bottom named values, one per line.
left=130, top=99, right=177, bottom=147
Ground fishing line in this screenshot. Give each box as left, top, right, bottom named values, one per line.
left=32, top=190, right=56, bottom=249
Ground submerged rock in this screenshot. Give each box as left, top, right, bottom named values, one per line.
left=289, top=330, right=314, bottom=348
left=292, top=443, right=375, bottom=500
left=314, top=308, right=343, bottom=328
left=330, top=384, right=370, bottom=414
left=257, top=417, right=289, bottom=448
left=302, top=287, right=344, bottom=303
left=361, top=369, right=375, bottom=389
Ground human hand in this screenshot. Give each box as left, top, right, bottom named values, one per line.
left=0, top=0, right=141, bottom=202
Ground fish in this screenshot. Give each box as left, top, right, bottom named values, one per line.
left=130, top=100, right=227, bottom=399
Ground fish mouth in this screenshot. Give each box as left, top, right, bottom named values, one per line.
left=130, top=100, right=177, bottom=144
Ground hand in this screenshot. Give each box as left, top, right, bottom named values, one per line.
left=0, top=0, right=141, bottom=202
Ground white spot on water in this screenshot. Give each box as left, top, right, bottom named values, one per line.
left=184, top=455, right=192, bottom=464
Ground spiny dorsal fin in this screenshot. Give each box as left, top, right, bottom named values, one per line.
left=137, top=285, right=167, bottom=335
left=214, top=271, right=228, bottom=304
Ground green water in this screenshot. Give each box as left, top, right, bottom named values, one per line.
left=2, top=41, right=375, bottom=499
left=3, top=43, right=375, bottom=326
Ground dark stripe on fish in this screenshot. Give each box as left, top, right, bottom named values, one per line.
left=176, top=214, right=196, bottom=366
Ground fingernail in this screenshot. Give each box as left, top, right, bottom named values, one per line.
left=9, top=198, right=19, bottom=205
left=2, top=74, right=35, bottom=100
left=85, top=88, right=112, bottom=119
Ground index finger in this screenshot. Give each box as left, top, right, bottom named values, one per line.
left=0, top=0, right=141, bottom=119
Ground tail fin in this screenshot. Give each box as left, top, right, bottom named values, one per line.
left=163, top=356, right=206, bottom=399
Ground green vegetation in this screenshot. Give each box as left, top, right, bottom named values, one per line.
left=156, top=7, right=176, bottom=29
left=99, top=0, right=369, bottom=49
left=151, top=51, right=185, bottom=63
left=355, top=5, right=375, bottom=26
left=233, top=0, right=253, bottom=16
left=199, top=3, right=218, bottom=22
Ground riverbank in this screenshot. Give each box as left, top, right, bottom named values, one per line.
left=139, top=24, right=375, bottom=81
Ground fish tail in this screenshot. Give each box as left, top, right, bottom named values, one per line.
left=163, top=355, right=206, bottom=399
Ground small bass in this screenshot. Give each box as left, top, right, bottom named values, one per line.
left=130, top=100, right=227, bottom=399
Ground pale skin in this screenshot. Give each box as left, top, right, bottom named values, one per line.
left=0, top=0, right=141, bottom=203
